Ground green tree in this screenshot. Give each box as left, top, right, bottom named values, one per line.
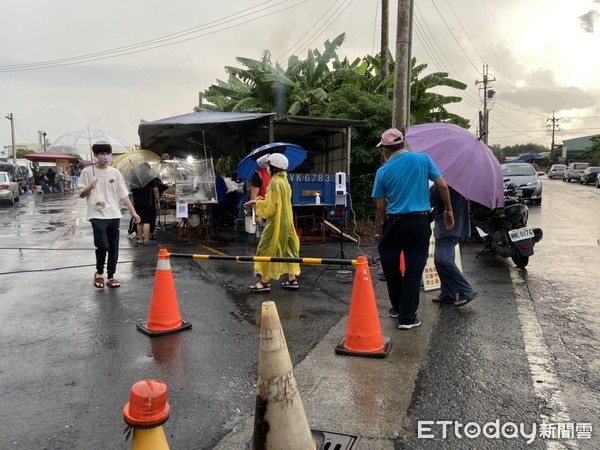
left=199, top=36, right=471, bottom=219
left=201, top=35, right=347, bottom=115
left=313, top=84, right=392, bottom=218
left=17, top=149, right=35, bottom=158
left=500, top=143, right=548, bottom=158
left=409, top=60, right=468, bottom=127
left=578, top=136, right=600, bottom=165
left=201, top=50, right=294, bottom=113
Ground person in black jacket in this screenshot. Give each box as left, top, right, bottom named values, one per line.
left=131, top=166, right=160, bottom=245
left=45, top=168, right=63, bottom=193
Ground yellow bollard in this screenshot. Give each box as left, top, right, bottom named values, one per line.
left=130, top=428, right=170, bottom=450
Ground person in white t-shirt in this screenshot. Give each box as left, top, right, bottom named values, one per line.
left=78, top=141, right=140, bottom=289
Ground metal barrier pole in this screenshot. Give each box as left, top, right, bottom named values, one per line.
left=168, top=253, right=358, bottom=267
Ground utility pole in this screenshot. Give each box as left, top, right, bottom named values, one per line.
left=392, top=0, right=414, bottom=132
left=475, top=65, right=495, bottom=144
left=5, top=113, right=16, bottom=164
left=38, top=130, right=48, bottom=151
left=381, top=0, right=389, bottom=100
left=546, top=112, right=559, bottom=161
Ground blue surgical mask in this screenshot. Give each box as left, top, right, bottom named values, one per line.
left=98, top=155, right=113, bottom=165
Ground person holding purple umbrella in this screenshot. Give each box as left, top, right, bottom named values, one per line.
left=430, top=186, right=477, bottom=307
left=372, top=128, right=454, bottom=329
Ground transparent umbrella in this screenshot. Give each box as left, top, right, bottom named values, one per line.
left=48, top=128, right=132, bottom=157
left=113, top=150, right=161, bottom=189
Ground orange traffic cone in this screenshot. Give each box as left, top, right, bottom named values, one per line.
left=335, top=255, right=391, bottom=358
left=250, top=301, right=316, bottom=450
left=137, top=248, right=192, bottom=337
left=123, top=379, right=171, bottom=449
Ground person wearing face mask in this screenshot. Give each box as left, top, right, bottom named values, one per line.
left=243, top=153, right=300, bottom=292
left=372, top=128, right=454, bottom=330
left=78, top=141, right=140, bottom=289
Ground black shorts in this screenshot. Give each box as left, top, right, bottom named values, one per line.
left=137, top=206, right=156, bottom=225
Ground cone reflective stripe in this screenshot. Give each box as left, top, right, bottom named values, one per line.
left=123, top=380, right=171, bottom=450
left=335, top=256, right=391, bottom=357
left=137, top=248, right=192, bottom=337
left=251, top=301, right=316, bottom=450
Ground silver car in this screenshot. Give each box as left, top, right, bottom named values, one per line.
left=547, top=164, right=566, bottom=179
left=0, top=171, right=20, bottom=205
left=502, top=163, right=543, bottom=205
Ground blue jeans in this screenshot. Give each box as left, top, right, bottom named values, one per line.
left=378, top=215, right=431, bottom=325
left=434, top=237, right=474, bottom=300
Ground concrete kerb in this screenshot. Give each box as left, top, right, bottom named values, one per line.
left=215, top=271, right=440, bottom=449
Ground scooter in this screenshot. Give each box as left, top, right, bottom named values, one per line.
left=470, top=184, right=543, bottom=269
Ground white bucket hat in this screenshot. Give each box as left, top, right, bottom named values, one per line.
left=267, top=153, right=289, bottom=170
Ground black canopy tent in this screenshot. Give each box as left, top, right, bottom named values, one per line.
left=138, top=111, right=366, bottom=175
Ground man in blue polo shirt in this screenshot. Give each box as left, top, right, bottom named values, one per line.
left=372, top=128, right=454, bottom=329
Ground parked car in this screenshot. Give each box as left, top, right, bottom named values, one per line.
left=0, top=171, right=20, bottom=205
left=501, top=162, right=542, bottom=205
left=547, top=164, right=566, bottom=179
left=579, top=166, right=600, bottom=185
left=563, top=162, right=590, bottom=182
left=0, top=162, right=25, bottom=191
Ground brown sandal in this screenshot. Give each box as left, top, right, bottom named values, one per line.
left=107, top=278, right=121, bottom=288
left=94, top=273, right=105, bottom=289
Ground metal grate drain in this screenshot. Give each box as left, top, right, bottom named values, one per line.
left=312, top=428, right=361, bottom=449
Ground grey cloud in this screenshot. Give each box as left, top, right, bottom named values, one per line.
left=579, top=10, right=599, bottom=32
left=502, top=85, right=595, bottom=111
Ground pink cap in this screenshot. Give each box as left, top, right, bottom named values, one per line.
left=377, top=128, right=404, bottom=147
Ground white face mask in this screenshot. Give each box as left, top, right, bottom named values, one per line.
left=98, top=154, right=113, bottom=165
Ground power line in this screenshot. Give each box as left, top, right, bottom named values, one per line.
left=443, top=0, right=486, bottom=64
left=427, top=0, right=482, bottom=75
left=412, top=5, right=480, bottom=107
left=371, top=0, right=379, bottom=56
left=276, top=0, right=351, bottom=64
left=0, top=1, right=310, bottom=73
left=420, top=0, right=556, bottom=144
left=277, top=0, right=355, bottom=65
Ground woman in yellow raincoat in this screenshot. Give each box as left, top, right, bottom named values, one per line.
left=243, top=153, right=300, bottom=292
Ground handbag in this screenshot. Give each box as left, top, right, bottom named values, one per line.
left=244, top=208, right=256, bottom=234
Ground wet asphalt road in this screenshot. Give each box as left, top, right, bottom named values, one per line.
left=0, top=178, right=598, bottom=449
left=0, top=193, right=355, bottom=449
left=400, top=179, right=600, bottom=449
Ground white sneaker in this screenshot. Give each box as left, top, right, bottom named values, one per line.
left=398, top=319, right=422, bottom=330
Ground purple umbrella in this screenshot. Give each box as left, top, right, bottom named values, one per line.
left=406, top=123, right=505, bottom=209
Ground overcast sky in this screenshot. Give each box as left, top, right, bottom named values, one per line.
left=1, top=0, right=599, bottom=155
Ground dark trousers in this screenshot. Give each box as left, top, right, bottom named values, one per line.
left=378, top=215, right=431, bottom=325
left=91, top=218, right=120, bottom=278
